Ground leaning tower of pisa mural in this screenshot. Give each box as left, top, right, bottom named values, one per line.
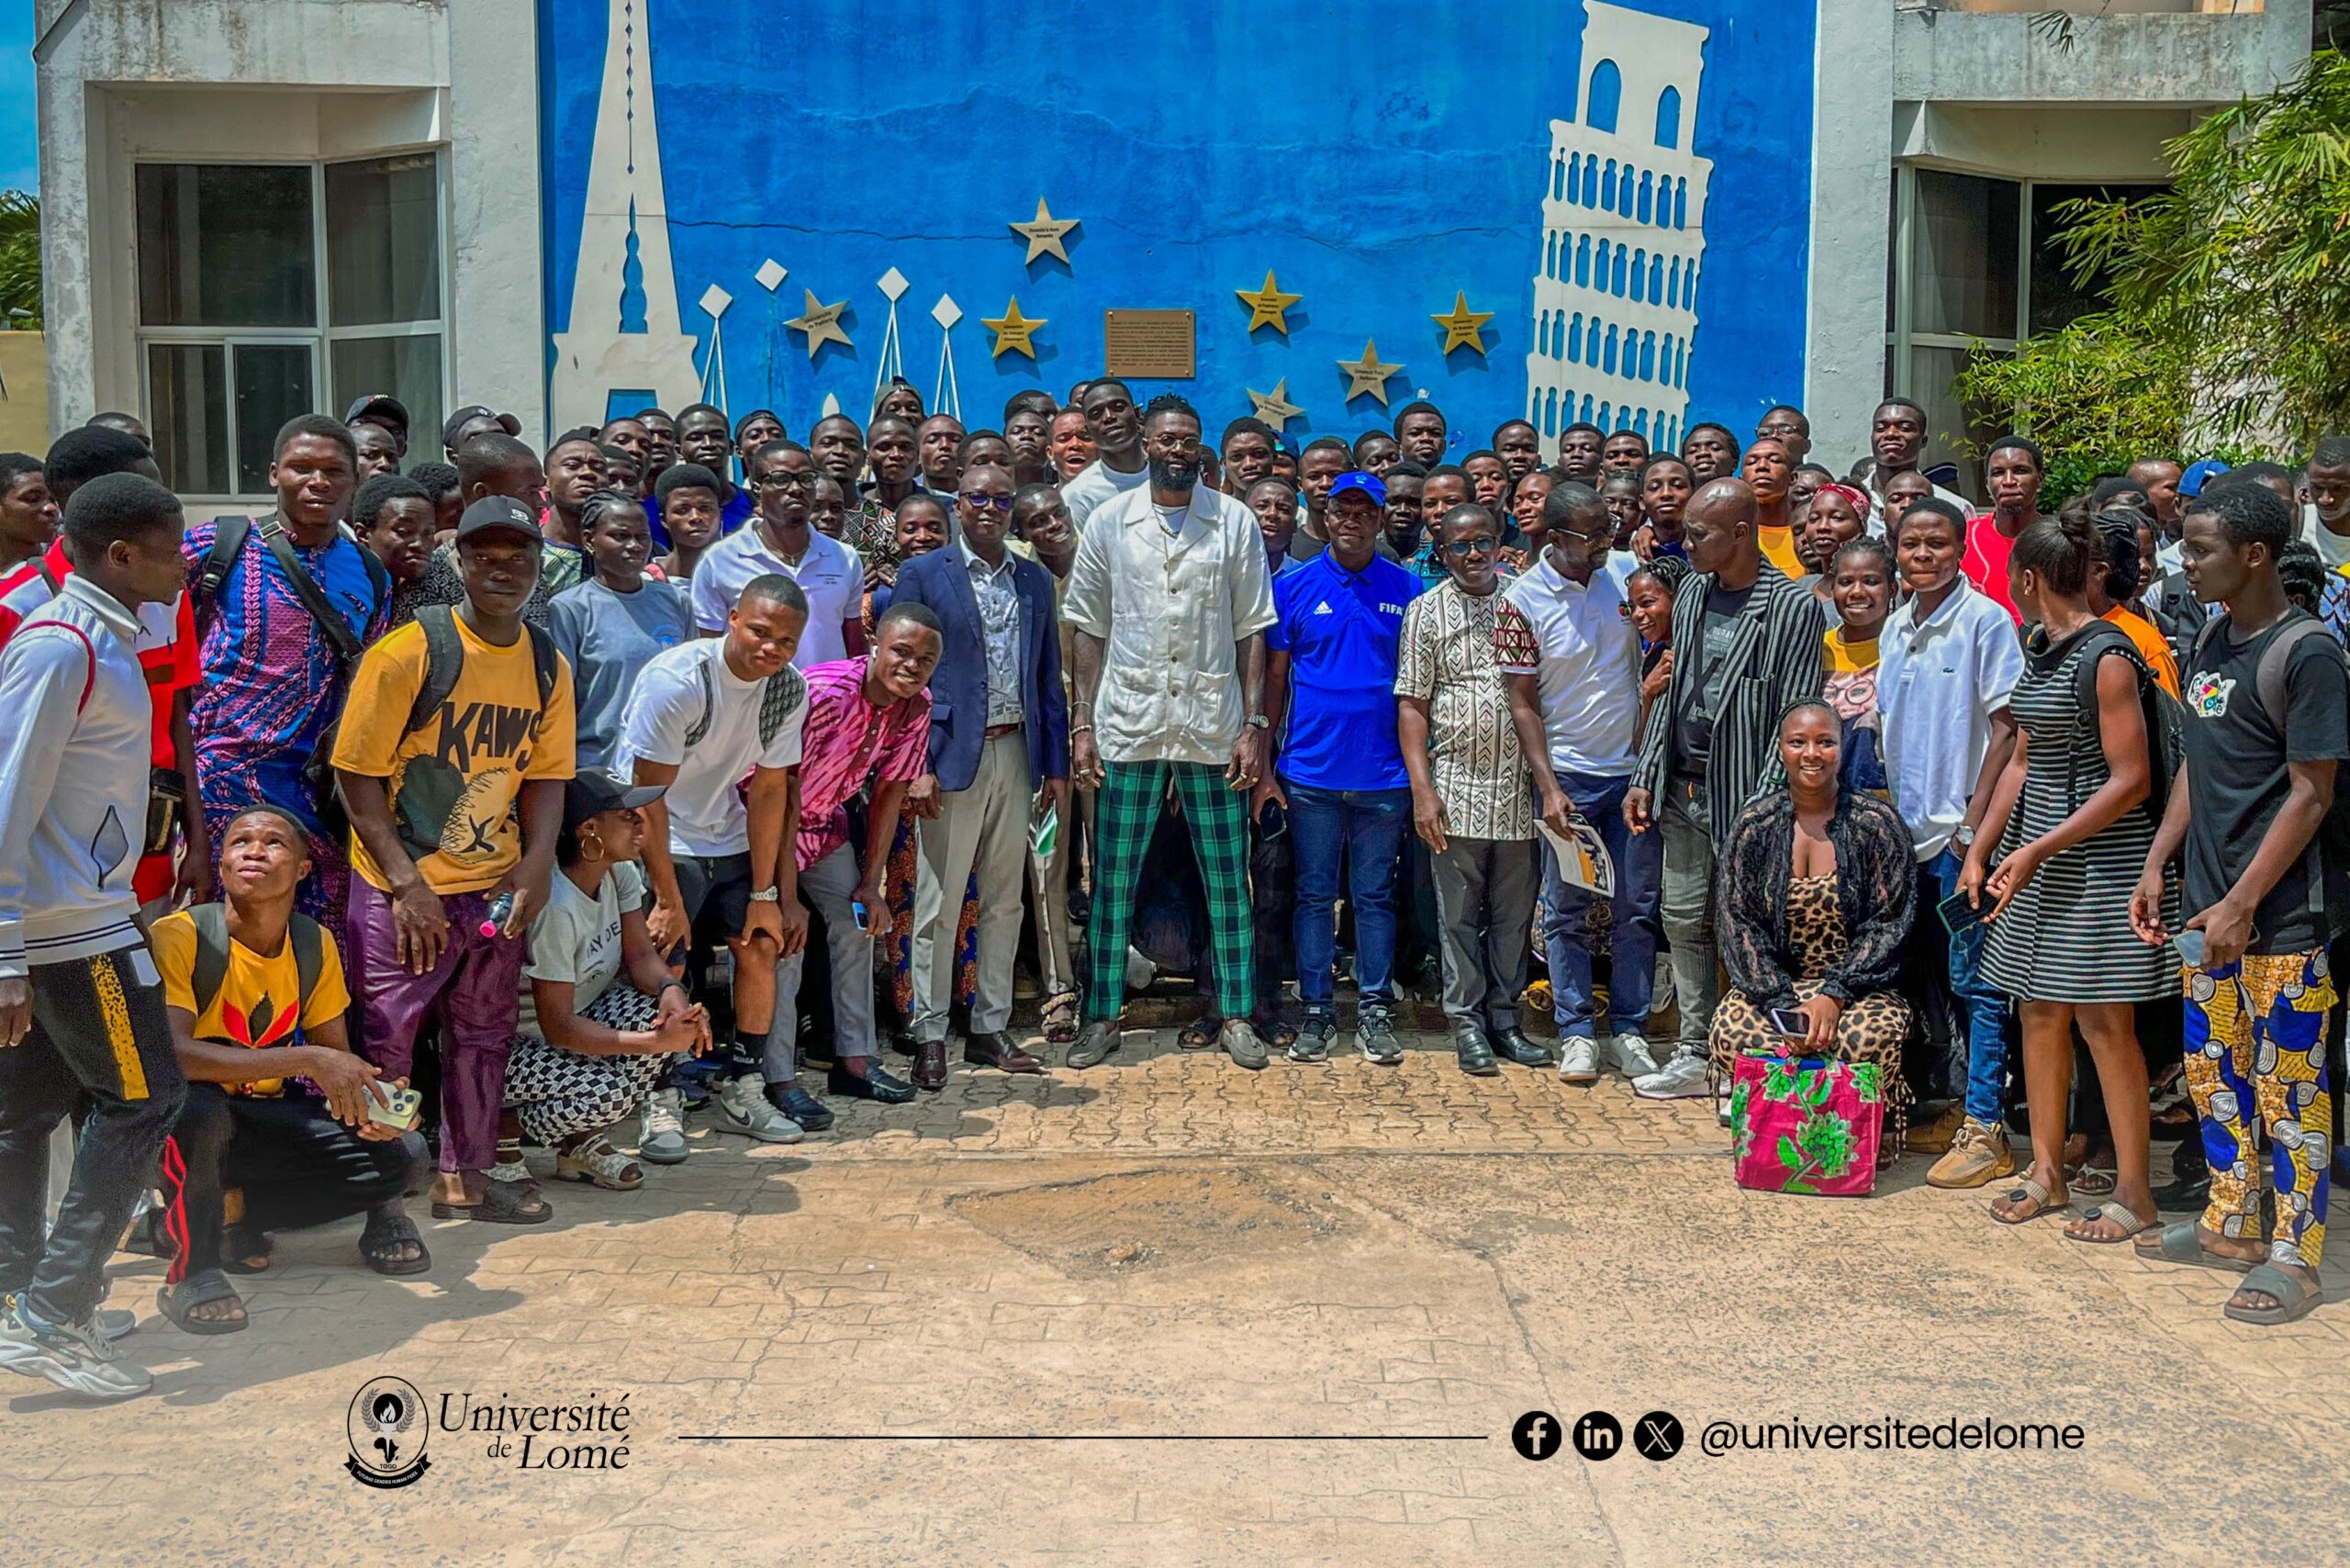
left=1526, top=2, right=1713, bottom=452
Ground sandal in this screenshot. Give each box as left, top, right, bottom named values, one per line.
left=431, top=1180, right=554, bottom=1225
left=358, top=1205, right=432, bottom=1275
left=156, top=1268, right=247, bottom=1336
left=2065, top=1203, right=2154, bottom=1244
left=1989, top=1175, right=2069, bottom=1226
left=2132, top=1220, right=2255, bottom=1275
left=221, top=1224, right=274, bottom=1275
left=1041, top=991, right=1080, bottom=1047
left=2069, top=1162, right=2117, bottom=1198
left=555, top=1134, right=644, bottom=1192
left=1251, top=1007, right=1298, bottom=1053
left=2225, top=1262, right=2324, bottom=1326
left=1177, top=1012, right=1220, bottom=1052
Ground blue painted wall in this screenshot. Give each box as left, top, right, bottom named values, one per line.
left=538, top=0, right=1814, bottom=444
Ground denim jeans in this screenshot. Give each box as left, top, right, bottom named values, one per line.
left=1287, top=782, right=1411, bottom=1009
left=1928, top=847, right=2014, bottom=1124
left=1543, top=770, right=1662, bottom=1037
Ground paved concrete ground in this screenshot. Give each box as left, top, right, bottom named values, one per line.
left=6, top=1015, right=2348, bottom=1566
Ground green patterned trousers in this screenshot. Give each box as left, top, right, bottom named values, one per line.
left=1084, top=760, right=1256, bottom=1022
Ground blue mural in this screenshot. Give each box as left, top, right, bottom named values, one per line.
left=537, top=0, right=1814, bottom=447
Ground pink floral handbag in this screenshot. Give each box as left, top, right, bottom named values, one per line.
left=1728, top=1055, right=1883, bottom=1196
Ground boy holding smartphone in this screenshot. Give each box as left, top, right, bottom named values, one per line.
left=150, top=806, right=432, bottom=1335
left=2131, top=480, right=2347, bottom=1326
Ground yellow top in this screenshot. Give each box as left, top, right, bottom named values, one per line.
left=151, top=910, right=351, bottom=1097
left=1759, top=523, right=1807, bottom=580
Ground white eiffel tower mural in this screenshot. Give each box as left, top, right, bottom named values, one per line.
left=549, top=0, right=703, bottom=433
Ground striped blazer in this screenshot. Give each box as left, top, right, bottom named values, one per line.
left=1634, top=564, right=1826, bottom=846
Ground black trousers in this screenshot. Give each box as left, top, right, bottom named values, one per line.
left=159, top=1083, right=428, bottom=1282
left=0, top=947, right=185, bottom=1327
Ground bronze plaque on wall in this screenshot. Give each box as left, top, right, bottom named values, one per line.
left=1103, top=309, right=1196, bottom=379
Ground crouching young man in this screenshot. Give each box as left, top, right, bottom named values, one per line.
left=151, top=806, right=431, bottom=1333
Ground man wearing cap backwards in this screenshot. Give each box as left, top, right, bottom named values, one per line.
left=346, top=395, right=411, bottom=464
left=333, top=495, right=576, bottom=1226
left=441, top=403, right=521, bottom=465
left=1253, top=469, right=1423, bottom=1065
left=1063, top=394, right=1278, bottom=1072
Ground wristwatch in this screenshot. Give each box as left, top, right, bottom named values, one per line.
left=1953, top=823, right=1976, bottom=849
left=748, top=886, right=781, bottom=903
left=1245, top=714, right=1270, bottom=731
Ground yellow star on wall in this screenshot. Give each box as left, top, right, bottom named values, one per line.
left=1247, top=378, right=1304, bottom=431
left=983, top=297, right=1046, bottom=359
left=785, top=289, right=852, bottom=359
left=1337, top=339, right=1404, bottom=405
left=1432, top=292, right=1494, bottom=355
left=1009, top=197, right=1080, bottom=264
left=1235, top=269, right=1303, bottom=336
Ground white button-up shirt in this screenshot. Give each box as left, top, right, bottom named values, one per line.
left=1063, top=484, right=1275, bottom=766
left=1879, top=578, right=2024, bottom=861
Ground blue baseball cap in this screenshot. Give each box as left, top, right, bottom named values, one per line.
left=2179, top=459, right=2232, bottom=498
left=1329, top=470, right=1388, bottom=506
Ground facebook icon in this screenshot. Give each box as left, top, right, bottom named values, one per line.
left=1511, top=1410, right=1561, bottom=1462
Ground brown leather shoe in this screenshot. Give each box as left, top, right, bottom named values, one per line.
left=964, top=1029, right=1045, bottom=1074
left=912, top=1038, right=948, bottom=1092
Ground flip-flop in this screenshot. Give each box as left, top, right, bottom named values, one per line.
left=1177, top=1013, right=1220, bottom=1052
left=359, top=1207, right=432, bottom=1275
left=2132, top=1220, right=2255, bottom=1274
left=1989, top=1175, right=2070, bottom=1226
left=2065, top=1203, right=2155, bottom=1244
left=2224, top=1263, right=2324, bottom=1326
left=431, top=1181, right=554, bottom=1225
left=155, top=1269, right=247, bottom=1336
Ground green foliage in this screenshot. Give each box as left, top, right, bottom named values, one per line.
left=0, top=190, right=37, bottom=330
left=1954, top=51, right=2350, bottom=479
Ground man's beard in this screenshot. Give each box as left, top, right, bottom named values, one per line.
left=1149, top=456, right=1202, bottom=491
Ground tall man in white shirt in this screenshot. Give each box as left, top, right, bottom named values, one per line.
left=1504, top=483, right=1662, bottom=1082
left=1064, top=396, right=1277, bottom=1070
left=0, top=474, right=193, bottom=1400
left=689, top=441, right=864, bottom=666
left=1059, top=380, right=1148, bottom=531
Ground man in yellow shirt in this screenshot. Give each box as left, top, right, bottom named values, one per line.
left=151, top=806, right=430, bottom=1335
left=333, top=497, right=575, bottom=1226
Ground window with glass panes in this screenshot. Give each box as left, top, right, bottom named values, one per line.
left=135, top=153, right=448, bottom=498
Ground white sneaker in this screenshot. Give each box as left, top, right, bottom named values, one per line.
left=0, top=1296, right=151, bottom=1401
left=1631, top=1051, right=1710, bottom=1100
left=1648, top=955, right=1676, bottom=1021
left=1557, top=1036, right=1600, bottom=1084
left=1609, top=1031, right=1660, bottom=1078
left=637, top=1089, right=690, bottom=1164
left=709, top=1073, right=804, bottom=1144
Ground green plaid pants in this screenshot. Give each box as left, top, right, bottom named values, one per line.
left=1085, top=760, right=1256, bottom=1022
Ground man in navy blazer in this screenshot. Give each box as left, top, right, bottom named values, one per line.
left=888, top=461, right=1069, bottom=1089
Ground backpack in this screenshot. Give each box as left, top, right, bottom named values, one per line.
left=2185, top=609, right=2350, bottom=913
left=399, top=602, right=560, bottom=739
left=187, top=902, right=324, bottom=1031
left=2064, top=620, right=2184, bottom=823
left=683, top=650, right=804, bottom=754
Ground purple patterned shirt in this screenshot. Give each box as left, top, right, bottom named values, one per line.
left=794, top=657, right=931, bottom=870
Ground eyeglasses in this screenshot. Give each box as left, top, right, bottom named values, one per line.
left=1145, top=437, right=1204, bottom=457
left=759, top=470, right=813, bottom=491
left=959, top=492, right=1015, bottom=513
left=1442, top=536, right=1500, bottom=558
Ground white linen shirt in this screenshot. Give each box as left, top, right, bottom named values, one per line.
left=1062, top=484, right=1275, bottom=767
left=1878, top=578, right=2024, bottom=861
left=1503, top=553, right=1642, bottom=778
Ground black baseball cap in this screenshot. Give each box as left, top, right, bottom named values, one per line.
left=564, top=769, right=666, bottom=833
left=454, top=494, right=544, bottom=545
left=442, top=403, right=523, bottom=448
left=344, top=394, right=410, bottom=434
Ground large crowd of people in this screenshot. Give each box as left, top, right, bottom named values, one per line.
left=0, top=376, right=2342, bottom=1402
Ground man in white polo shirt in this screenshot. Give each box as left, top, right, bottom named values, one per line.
left=690, top=441, right=863, bottom=666
left=1504, top=481, right=1661, bottom=1084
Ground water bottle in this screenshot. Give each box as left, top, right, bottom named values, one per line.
left=479, top=891, right=516, bottom=938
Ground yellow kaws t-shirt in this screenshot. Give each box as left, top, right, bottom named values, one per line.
left=330, top=611, right=576, bottom=894
left=150, top=910, right=352, bottom=1097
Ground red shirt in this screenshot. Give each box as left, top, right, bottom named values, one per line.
left=0, top=542, right=201, bottom=901
left=1963, top=513, right=2021, bottom=622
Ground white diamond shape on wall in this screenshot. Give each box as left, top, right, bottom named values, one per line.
left=879, top=267, right=910, bottom=301
left=932, top=295, right=962, bottom=330
left=699, top=284, right=733, bottom=318
left=755, top=259, right=787, bottom=292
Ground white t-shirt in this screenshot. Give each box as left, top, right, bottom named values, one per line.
left=614, top=639, right=807, bottom=857
left=688, top=523, right=862, bottom=667
left=2304, top=501, right=2350, bottom=576
left=520, top=859, right=645, bottom=1037
left=1063, top=457, right=1150, bottom=531
left=1502, top=554, right=1642, bottom=778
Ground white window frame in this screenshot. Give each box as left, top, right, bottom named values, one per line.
left=131, top=150, right=454, bottom=506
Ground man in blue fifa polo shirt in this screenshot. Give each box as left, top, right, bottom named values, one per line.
left=1255, top=471, right=1423, bottom=1063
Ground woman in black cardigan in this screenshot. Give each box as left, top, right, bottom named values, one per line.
left=1709, top=701, right=1917, bottom=1142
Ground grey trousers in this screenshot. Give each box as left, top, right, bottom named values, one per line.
left=772, top=844, right=875, bottom=1081
left=913, top=732, right=1034, bottom=1040
left=1430, top=835, right=1538, bottom=1035
left=1657, top=778, right=1718, bottom=1058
